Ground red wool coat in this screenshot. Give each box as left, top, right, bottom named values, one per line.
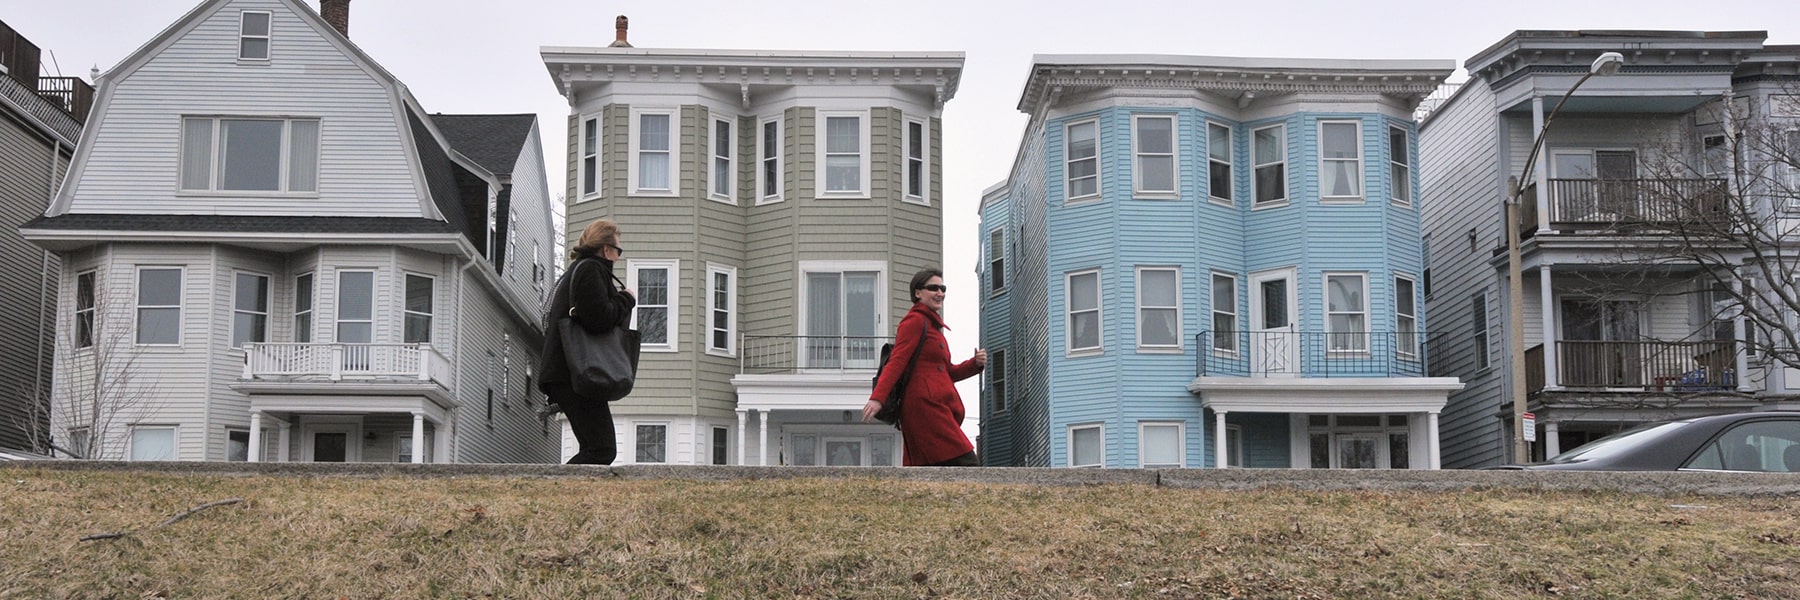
left=870, top=303, right=983, bottom=466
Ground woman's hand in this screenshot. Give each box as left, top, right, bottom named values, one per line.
left=861, top=399, right=882, bottom=423
left=972, top=347, right=988, bottom=368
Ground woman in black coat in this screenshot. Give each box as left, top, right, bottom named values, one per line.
left=541, top=218, right=635, bottom=464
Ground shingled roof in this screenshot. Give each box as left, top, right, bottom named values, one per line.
left=432, top=113, right=534, bottom=176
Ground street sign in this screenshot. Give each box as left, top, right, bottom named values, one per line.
left=1522, top=412, right=1537, bottom=443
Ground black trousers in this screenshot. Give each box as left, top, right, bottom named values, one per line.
left=928, top=451, right=980, bottom=467
left=549, top=382, right=616, bottom=465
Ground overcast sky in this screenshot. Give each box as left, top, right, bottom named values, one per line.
left=3, top=0, right=1792, bottom=436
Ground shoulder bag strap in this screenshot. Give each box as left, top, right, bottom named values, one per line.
left=895, top=317, right=931, bottom=389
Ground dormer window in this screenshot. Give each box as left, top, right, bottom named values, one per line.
left=239, top=11, right=271, bottom=61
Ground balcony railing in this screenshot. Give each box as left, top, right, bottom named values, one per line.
left=36, top=76, right=92, bottom=122
left=1197, top=331, right=1432, bottom=378
left=1545, top=339, right=1736, bottom=392
left=1519, top=178, right=1729, bottom=237
left=740, top=335, right=891, bottom=375
left=242, top=343, right=451, bottom=384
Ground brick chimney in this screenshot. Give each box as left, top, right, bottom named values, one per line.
left=609, top=15, right=632, bottom=48
left=321, top=0, right=350, bottom=38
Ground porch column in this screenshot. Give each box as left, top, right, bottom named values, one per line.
left=277, top=421, right=292, bottom=462
left=758, top=411, right=770, bottom=466
left=1735, top=314, right=1752, bottom=392
left=736, top=410, right=748, bottom=466
left=1540, top=264, right=1557, bottom=388
left=1545, top=421, right=1562, bottom=458
left=1214, top=410, right=1228, bottom=468
left=1531, top=96, right=1551, bottom=233
left=1427, top=412, right=1441, bottom=470
left=411, top=412, right=427, bottom=464
left=247, top=411, right=264, bottom=462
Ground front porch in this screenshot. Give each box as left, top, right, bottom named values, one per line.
left=1188, top=376, right=1465, bottom=469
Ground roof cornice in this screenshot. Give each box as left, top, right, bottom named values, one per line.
left=541, top=47, right=965, bottom=105
left=1017, top=57, right=1454, bottom=114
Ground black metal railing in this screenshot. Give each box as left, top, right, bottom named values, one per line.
left=1197, top=331, right=1432, bottom=377
left=740, top=335, right=892, bottom=374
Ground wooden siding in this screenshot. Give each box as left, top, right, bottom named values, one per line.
left=62, top=0, right=424, bottom=218
left=978, top=192, right=1013, bottom=464
left=0, top=116, right=67, bottom=451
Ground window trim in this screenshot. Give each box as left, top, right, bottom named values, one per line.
left=1395, top=274, right=1419, bottom=359
left=128, top=425, right=178, bottom=461
left=1207, top=121, right=1234, bottom=206
left=74, top=270, right=96, bottom=350
left=796, top=260, right=888, bottom=370
left=178, top=116, right=320, bottom=196
left=293, top=272, right=314, bottom=344
left=231, top=270, right=271, bottom=349
left=633, top=422, right=670, bottom=464
left=402, top=273, right=435, bottom=345
left=578, top=114, right=601, bottom=201
left=904, top=116, right=930, bottom=205
left=1068, top=423, right=1105, bottom=468
left=396, top=434, right=415, bottom=463
left=705, top=263, right=738, bottom=357
left=1210, top=271, right=1238, bottom=356
left=1135, top=266, right=1182, bottom=352
left=627, top=107, right=679, bottom=196
left=1319, top=119, right=1364, bottom=202
left=1066, top=269, right=1103, bottom=356
left=627, top=259, right=680, bottom=352
left=1139, top=421, right=1185, bottom=468
left=1252, top=123, right=1287, bottom=208
left=709, top=116, right=735, bottom=204
left=756, top=115, right=784, bottom=204
left=1472, top=291, right=1492, bottom=371
left=333, top=269, right=376, bottom=344
left=236, top=10, right=271, bottom=62
left=988, top=228, right=1006, bottom=296
left=134, top=266, right=184, bottom=347
left=1064, top=119, right=1101, bottom=203
left=711, top=425, right=730, bottom=465
left=1131, top=114, right=1178, bottom=198
left=1226, top=424, right=1244, bottom=468
left=1388, top=125, right=1412, bottom=206
left=1324, top=272, right=1370, bottom=354
left=815, top=110, right=872, bottom=198
left=989, top=348, right=1007, bottom=414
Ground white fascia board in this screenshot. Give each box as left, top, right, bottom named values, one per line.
left=730, top=374, right=876, bottom=412
left=1188, top=377, right=1465, bottom=414
left=1032, top=53, right=1457, bottom=73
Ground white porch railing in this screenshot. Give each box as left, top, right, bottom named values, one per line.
left=242, top=343, right=451, bottom=384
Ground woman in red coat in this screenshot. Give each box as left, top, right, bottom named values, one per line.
left=863, top=269, right=987, bottom=466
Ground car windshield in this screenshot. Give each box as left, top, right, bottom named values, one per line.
left=1546, top=421, right=1692, bottom=464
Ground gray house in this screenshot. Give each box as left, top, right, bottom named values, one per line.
left=0, top=18, right=87, bottom=453
left=541, top=21, right=964, bottom=465
left=20, top=0, right=558, bottom=463
left=1420, top=31, right=1800, bottom=467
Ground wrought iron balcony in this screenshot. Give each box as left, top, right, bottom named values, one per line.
left=1196, top=331, right=1432, bottom=378
left=242, top=342, right=451, bottom=385
left=740, top=335, right=891, bottom=375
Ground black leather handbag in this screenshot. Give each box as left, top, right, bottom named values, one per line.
left=871, top=321, right=929, bottom=426
left=560, top=261, right=640, bottom=402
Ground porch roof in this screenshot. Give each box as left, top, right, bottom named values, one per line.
left=1189, top=377, right=1464, bottom=414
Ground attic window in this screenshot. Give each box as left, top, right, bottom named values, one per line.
left=180, top=116, right=319, bottom=193
left=239, top=11, right=272, bottom=61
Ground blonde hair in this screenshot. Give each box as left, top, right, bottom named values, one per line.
left=570, top=218, right=620, bottom=261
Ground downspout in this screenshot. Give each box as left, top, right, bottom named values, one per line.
left=450, top=254, right=479, bottom=461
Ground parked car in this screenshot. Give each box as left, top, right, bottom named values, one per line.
left=1500, top=412, right=1800, bottom=472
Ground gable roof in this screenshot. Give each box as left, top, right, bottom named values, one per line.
left=431, top=114, right=534, bottom=176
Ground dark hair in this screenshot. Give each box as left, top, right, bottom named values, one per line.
left=908, top=268, right=944, bottom=303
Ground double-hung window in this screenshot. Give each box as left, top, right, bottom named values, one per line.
left=1325, top=273, right=1368, bottom=352
left=335, top=271, right=374, bottom=344
left=1132, top=115, right=1175, bottom=196
left=988, top=229, right=1005, bottom=294
left=74, top=271, right=95, bottom=349
left=1472, top=293, right=1491, bottom=370
left=710, top=117, right=734, bottom=202
left=180, top=117, right=319, bottom=193
left=1253, top=124, right=1286, bottom=205
left=757, top=116, right=783, bottom=203
left=293, top=273, right=313, bottom=343
left=905, top=118, right=929, bottom=204
left=1211, top=273, right=1238, bottom=353
left=238, top=11, right=270, bottom=61
left=628, top=259, right=678, bottom=351
left=801, top=263, right=881, bottom=369
left=403, top=274, right=433, bottom=344
left=1389, top=126, right=1411, bottom=205
left=1136, top=267, right=1180, bottom=350
left=136, top=268, right=182, bottom=345
left=1395, top=275, right=1418, bottom=358
left=1065, top=120, right=1099, bottom=201
left=1208, top=122, right=1233, bottom=204
left=1066, top=270, right=1102, bottom=354
left=1320, top=120, right=1363, bottom=200
left=232, top=272, right=269, bottom=348
left=629, top=109, right=675, bottom=194
left=706, top=264, right=736, bottom=356
left=579, top=116, right=600, bottom=199
left=990, top=349, right=1007, bottom=413
left=818, top=111, right=869, bottom=197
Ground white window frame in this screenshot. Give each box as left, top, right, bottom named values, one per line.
left=627, top=259, right=680, bottom=352
left=711, top=426, right=730, bottom=465
left=1139, top=421, right=1185, bottom=468
left=1065, top=119, right=1101, bottom=203
left=237, top=10, right=270, bottom=61
left=1389, top=125, right=1412, bottom=205
left=74, top=270, right=96, bottom=350
left=402, top=273, right=434, bottom=345
left=988, top=229, right=1006, bottom=295
left=231, top=270, right=271, bottom=349
left=989, top=348, right=1007, bottom=414
left=1068, top=423, right=1105, bottom=468
left=1135, top=266, right=1182, bottom=352
left=756, top=115, right=784, bottom=204
left=578, top=114, right=600, bottom=200
left=1210, top=272, right=1238, bottom=355
left=796, top=260, right=888, bottom=370
left=705, top=263, right=737, bottom=357
left=293, top=272, right=314, bottom=343
left=178, top=116, right=320, bottom=195
left=334, top=269, right=376, bottom=344
left=128, top=425, right=177, bottom=461
left=904, top=117, right=930, bottom=205
left=1324, top=272, right=1370, bottom=353
left=709, top=116, right=735, bottom=204
left=1207, top=121, right=1233, bottom=206
left=1066, top=269, right=1103, bottom=356
left=396, top=435, right=414, bottom=463
left=1252, top=123, right=1287, bottom=207
left=633, top=422, right=670, bottom=464
left=1319, top=120, right=1364, bottom=202
left=1131, top=114, right=1178, bottom=197
left=135, top=266, right=184, bottom=347
left=1395, top=274, right=1419, bottom=359
left=627, top=107, right=678, bottom=196
left=1472, top=291, right=1491, bottom=371
left=815, top=110, right=871, bottom=198
left=506, top=209, right=518, bottom=276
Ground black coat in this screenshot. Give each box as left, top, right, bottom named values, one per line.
left=539, top=255, right=635, bottom=394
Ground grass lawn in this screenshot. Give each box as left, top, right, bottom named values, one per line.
left=2, top=468, right=1797, bottom=598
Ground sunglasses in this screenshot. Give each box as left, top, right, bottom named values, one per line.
left=920, top=284, right=948, bottom=293
left=605, top=244, right=625, bottom=256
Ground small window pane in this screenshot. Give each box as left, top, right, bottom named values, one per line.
left=1142, top=424, right=1182, bottom=466
left=1070, top=273, right=1098, bottom=311
left=1142, top=270, right=1177, bottom=305
left=241, top=11, right=270, bottom=36
left=1209, top=123, right=1231, bottom=161
left=288, top=119, right=318, bottom=192
left=139, top=269, right=180, bottom=306
left=338, top=272, right=373, bottom=320
left=220, top=119, right=283, bottom=191
left=180, top=118, right=213, bottom=190
left=228, top=430, right=250, bottom=462
left=639, top=114, right=669, bottom=151
left=130, top=428, right=175, bottom=461
left=826, top=117, right=859, bottom=154
left=635, top=425, right=667, bottom=463
left=1072, top=426, right=1102, bottom=467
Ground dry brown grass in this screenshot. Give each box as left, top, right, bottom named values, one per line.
left=1, top=469, right=1797, bottom=599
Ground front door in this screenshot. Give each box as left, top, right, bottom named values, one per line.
left=302, top=422, right=361, bottom=462
left=1250, top=270, right=1297, bottom=376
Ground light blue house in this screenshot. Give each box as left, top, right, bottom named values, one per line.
left=980, top=54, right=1462, bottom=469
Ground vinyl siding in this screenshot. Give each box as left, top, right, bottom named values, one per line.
left=0, top=115, right=67, bottom=451
left=978, top=191, right=1013, bottom=464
